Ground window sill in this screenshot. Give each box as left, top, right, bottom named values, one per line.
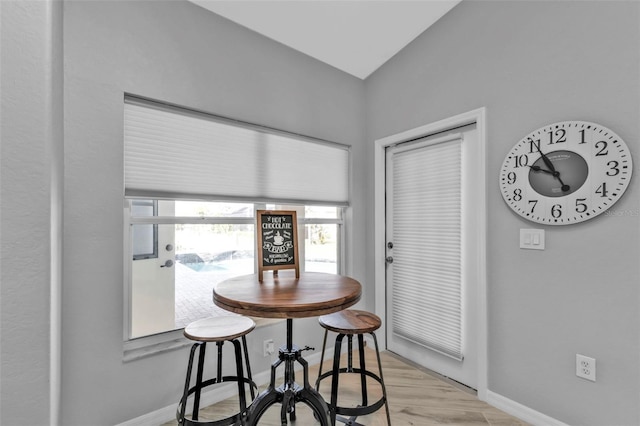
left=123, top=317, right=283, bottom=362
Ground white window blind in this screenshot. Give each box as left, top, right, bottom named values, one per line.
left=124, top=97, right=350, bottom=205
left=391, top=136, right=463, bottom=361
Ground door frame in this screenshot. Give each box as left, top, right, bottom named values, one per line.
left=373, top=107, right=488, bottom=399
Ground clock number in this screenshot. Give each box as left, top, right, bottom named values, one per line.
left=528, top=139, right=541, bottom=154
left=575, top=198, right=587, bottom=213
left=579, top=129, right=587, bottom=144
left=606, top=160, right=620, bottom=176
left=507, top=171, right=517, bottom=184
left=551, top=204, right=562, bottom=218
left=547, top=129, right=566, bottom=144
left=513, top=154, right=529, bottom=168
left=595, top=141, right=608, bottom=156
left=595, top=182, right=608, bottom=198
left=528, top=200, right=538, bottom=213
left=513, top=188, right=522, bottom=201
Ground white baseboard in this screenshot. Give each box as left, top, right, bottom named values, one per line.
left=485, top=390, right=569, bottom=426
left=116, top=350, right=325, bottom=426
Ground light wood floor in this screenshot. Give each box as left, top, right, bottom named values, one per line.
left=164, top=348, right=527, bottom=425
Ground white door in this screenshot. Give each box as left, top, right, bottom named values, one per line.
left=130, top=201, right=176, bottom=338
left=385, top=124, right=480, bottom=388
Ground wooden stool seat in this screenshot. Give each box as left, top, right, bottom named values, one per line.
left=177, top=316, right=257, bottom=426
left=318, top=310, right=381, bottom=335
left=316, top=309, right=391, bottom=426
left=184, top=315, right=255, bottom=342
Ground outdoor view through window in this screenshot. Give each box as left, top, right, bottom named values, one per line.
left=129, top=202, right=341, bottom=339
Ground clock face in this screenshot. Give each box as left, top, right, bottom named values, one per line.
left=500, top=121, right=632, bottom=225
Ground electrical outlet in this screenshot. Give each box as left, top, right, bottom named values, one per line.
left=576, top=354, right=596, bottom=382
left=263, top=339, right=274, bottom=357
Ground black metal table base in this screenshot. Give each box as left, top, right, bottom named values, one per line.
left=247, top=319, right=331, bottom=426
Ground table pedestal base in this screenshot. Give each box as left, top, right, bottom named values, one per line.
left=247, top=320, right=330, bottom=426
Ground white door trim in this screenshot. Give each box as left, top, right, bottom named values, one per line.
left=373, top=107, right=488, bottom=399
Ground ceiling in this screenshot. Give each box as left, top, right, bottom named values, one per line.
left=190, top=0, right=461, bottom=80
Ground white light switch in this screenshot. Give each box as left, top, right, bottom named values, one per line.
left=520, top=229, right=545, bottom=250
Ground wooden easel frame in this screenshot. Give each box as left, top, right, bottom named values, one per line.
left=256, top=210, right=300, bottom=281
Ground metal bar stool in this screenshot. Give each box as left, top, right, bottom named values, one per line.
left=315, top=310, right=391, bottom=426
left=177, top=316, right=257, bottom=426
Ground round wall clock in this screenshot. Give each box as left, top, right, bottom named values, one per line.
left=500, top=121, right=633, bottom=225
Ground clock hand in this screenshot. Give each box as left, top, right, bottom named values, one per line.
left=535, top=143, right=558, bottom=174
left=529, top=165, right=571, bottom=192
left=533, top=144, right=571, bottom=192
left=529, top=165, right=553, bottom=174
left=555, top=176, right=570, bottom=192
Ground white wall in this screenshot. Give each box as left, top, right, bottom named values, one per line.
left=61, top=1, right=365, bottom=424
left=0, top=0, right=63, bottom=424
left=365, top=1, right=640, bottom=425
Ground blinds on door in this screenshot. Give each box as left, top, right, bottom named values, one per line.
left=124, top=96, right=350, bottom=205
left=391, top=135, right=463, bottom=361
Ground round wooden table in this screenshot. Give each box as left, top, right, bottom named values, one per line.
left=213, top=271, right=362, bottom=426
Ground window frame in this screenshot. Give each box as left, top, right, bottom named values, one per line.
left=123, top=201, right=346, bottom=360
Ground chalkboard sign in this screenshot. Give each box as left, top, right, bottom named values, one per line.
left=256, top=210, right=300, bottom=280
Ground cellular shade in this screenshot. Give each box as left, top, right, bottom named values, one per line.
left=390, top=136, right=463, bottom=361
left=124, top=97, right=350, bottom=205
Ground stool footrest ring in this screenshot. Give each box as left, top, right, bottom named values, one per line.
left=336, top=397, right=386, bottom=417
left=181, top=414, right=240, bottom=426
left=316, top=367, right=383, bottom=387
left=177, top=376, right=258, bottom=426
left=316, top=368, right=387, bottom=418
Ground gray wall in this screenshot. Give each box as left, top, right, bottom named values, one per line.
left=365, top=1, right=639, bottom=425
left=3, top=0, right=640, bottom=425
left=0, top=0, right=63, bottom=424
left=62, top=1, right=365, bottom=424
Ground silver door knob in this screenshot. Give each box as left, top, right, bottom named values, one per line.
left=386, top=256, right=394, bottom=264
left=161, top=259, right=174, bottom=268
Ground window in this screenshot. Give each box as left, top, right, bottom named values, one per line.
left=128, top=202, right=343, bottom=339
left=123, top=96, right=350, bottom=341
left=131, top=200, right=157, bottom=260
